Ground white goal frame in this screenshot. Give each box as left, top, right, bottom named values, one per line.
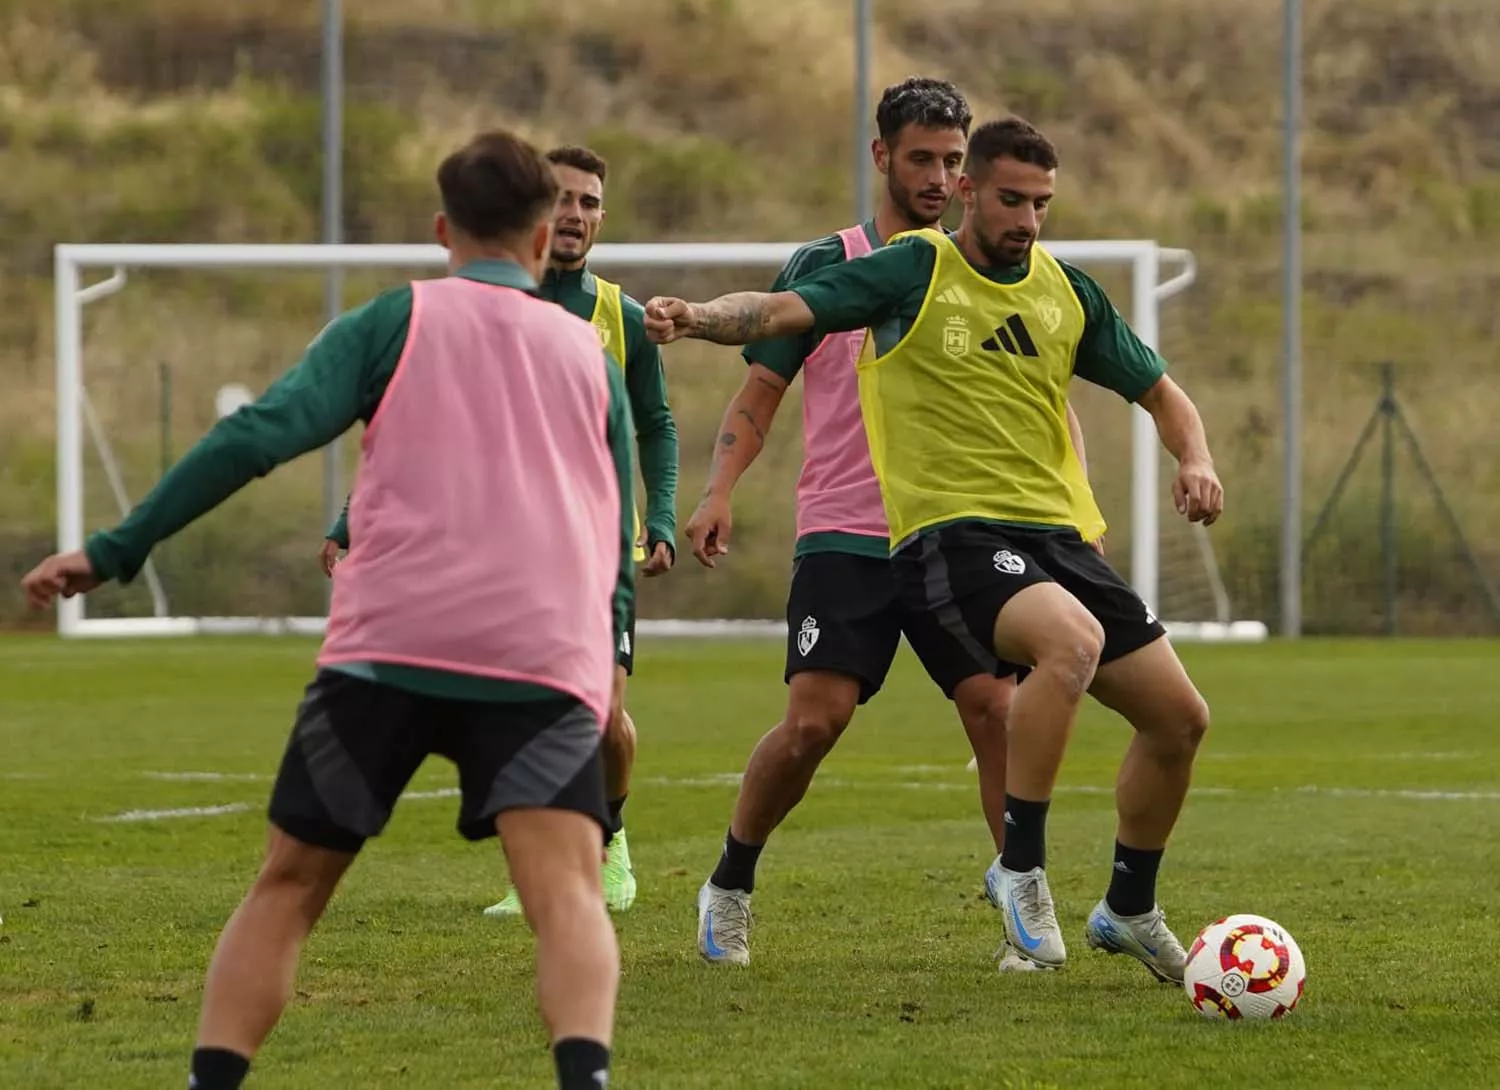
left=52, top=240, right=1266, bottom=643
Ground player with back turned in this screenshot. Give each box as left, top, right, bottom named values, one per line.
left=323, top=144, right=680, bottom=919
left=647, top=116, right=1224, bottom=983
left=24, top=130, right=632, bottom=1090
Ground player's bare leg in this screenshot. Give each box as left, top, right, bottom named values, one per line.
left=1083, top=636, right=1208, bottom=983
left=951, top=674, right=1013, bottom=852
left=500, top=807, right=619, bottom=1086
left=599, top=668, right=638, bottom=911
left=956, top=672, right=1044, bottom=973
left=191, top=828, right=355, bottom=1087
left=984, top=583, right=1104, bottom=970
left=698, top=670, right=860, bottom=965
left=488, top=666, right=637, bottom=917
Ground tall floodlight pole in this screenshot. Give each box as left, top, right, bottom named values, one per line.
left=854, top=0, right=872, bottom=222
left=321, top=0, right=345, bottom=577
left=1280, top=0, right=1303, bottom=638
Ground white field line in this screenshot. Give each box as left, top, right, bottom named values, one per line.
left=93, top=772, right=1500, bottom=824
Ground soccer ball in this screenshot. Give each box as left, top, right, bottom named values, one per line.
left=1182, top=914, right=1306, bottom=1021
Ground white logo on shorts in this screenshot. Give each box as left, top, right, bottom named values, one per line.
left=797, top=615, right=820, bottom=656
left=618, top=631, right=632, bottom=656
left=993, top=550, right=1026, bottom=575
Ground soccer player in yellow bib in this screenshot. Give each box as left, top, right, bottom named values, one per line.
left=645, top=117, right=1224, bottom=983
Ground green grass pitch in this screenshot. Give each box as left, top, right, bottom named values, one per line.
left=3, top=635, right=1498, bottom=1088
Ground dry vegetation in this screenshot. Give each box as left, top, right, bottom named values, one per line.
left=2, top=0, right=1497, bottom=632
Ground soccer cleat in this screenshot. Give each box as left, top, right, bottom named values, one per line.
left=482, top=888, right=523, bottom=918
left=984, top=857, right=1066, bottom=969
left=1084, top=898, right=1188, bottom=984
left=697, top=881, right=751, bottom=966
left=602, top=828, right=637, bottom=913
left=994, top=942, right=1049, bottom=973
left=483, top=829, right=637, bottom=919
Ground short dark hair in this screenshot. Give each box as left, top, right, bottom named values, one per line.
left=436, top=130, right=558, bottom=241
left=962, top=117, right=1059, bottom=178
left=546, top=144, right=608, bottom=184
left=875, top=77, right=972, bottom=145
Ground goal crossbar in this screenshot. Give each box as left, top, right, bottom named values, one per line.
left=52, top=239, right=1265, bottom=643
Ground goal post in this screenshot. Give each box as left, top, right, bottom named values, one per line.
left=51, top=240, right=1267, bottom=643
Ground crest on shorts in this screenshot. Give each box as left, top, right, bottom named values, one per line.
left=797, top=615, right=820, bottom=656
left=993, top=549, right=1026, bottom=575
left=1035, top=295, right=1063, bottom=334
left=943, top=316, right=971, bottom=358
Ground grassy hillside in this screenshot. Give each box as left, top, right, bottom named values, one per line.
left=2, top=0, right=1497, bottom=633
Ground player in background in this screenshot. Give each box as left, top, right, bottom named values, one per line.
left=684, top=78, right=1102, bottom=969
left=646, top=116, right=1222, bottom=984
left=480, top=145, right=679, bottom=918
left=323, top=144, right=679, bottom=918
left=25, top=130, right=631, bottom=1090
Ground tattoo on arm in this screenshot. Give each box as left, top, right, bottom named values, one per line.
left=690, top=293, right=774, bottom=344
left=734, top=408, right=765, bottom=443
left=718, top=432, right=738, bottom=448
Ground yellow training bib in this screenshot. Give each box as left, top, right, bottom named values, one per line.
left=590, top=274, right=646, bottom=563
left=856, top=228, right=1107, bottom=547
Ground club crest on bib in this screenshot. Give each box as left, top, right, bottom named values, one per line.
left=943, top=315, right=971, bottom=358
left=1035, top=295, right=1063, bottom=334
left=592, top=319, right=611, bottom=346
left=797, top=615, right=820, bottom=656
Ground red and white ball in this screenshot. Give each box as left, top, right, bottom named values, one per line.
left=1182, top=914, right=1306, bottom=1021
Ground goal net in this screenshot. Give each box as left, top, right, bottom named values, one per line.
left=52, top=241, right=1267, bottom=643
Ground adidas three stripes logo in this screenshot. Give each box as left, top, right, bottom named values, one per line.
left=981, top=314, right=1039, bottom=358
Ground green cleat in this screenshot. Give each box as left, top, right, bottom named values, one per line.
left=602, top=827, right=637, bottom=913
left=483, top=829, right=637, bottom=918
left=482, top=888, right=523, bottom=918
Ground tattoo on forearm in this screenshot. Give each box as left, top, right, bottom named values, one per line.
left=718, top=431, right=737, bottom=448
left=734, top=408, right=766, bottom=443
left=690, top=293, right=774, bottom=344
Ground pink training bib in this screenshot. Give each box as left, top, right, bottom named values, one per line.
left=320, top=276, right=621, bottom=727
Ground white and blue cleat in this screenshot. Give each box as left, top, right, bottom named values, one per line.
left=697, top=881, right=752, bottom=966
left=1084, top=898, right=1188, bottom=984
left=984, top=857, right=1067, bottom=971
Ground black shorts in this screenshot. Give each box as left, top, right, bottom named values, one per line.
left=616, top=605, right=635, bottom=676
left=784, top=550, right=1017, bottom=703
left=892, top=522, right=1166, bottom=668
left=268, top=670, right=609, bottom=854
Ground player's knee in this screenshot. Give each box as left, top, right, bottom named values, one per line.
left=1033, top=613, right=1104, bottom=700
left=782, top=705, right=853, bottom=760
left=605, top=703, right=633, bottom=746
left=953, top=677, right=1011, bottom=741
left=1178, top=690, right=1211, bottom=752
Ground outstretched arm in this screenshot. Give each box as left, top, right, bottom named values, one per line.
left=646, top=236, right=933, bottom=347
left=646, top=291, right=815, bottom=345
left=1136, top=375, right=1223, bottom=525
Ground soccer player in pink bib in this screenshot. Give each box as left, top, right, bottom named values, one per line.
left=685, top=79, right=1096, bottom=969
left=22, top=130, right=632, bottom=1090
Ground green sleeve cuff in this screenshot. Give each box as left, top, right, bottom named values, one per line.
left=84, top=530, right=134, bottom=585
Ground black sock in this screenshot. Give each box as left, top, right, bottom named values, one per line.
left=554, top=1037, right=611, bottom=1090
left=1106, top=842, right=1164, bottom=917
left=998, top=795, right=1050, bottom=874
left=709, top=830, right=764, bottom=893
left=607, top=794, right=628, bottom=833
left=189, top=1047, right=250, bottom=1090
